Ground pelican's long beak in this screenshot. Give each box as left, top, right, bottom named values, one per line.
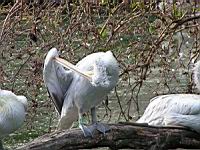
left=54, top=57, right=92, bottom=82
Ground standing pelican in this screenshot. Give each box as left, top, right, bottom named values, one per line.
left=137, top=61, right=200, bottom=133
left=0, top=89, right=27, bottom=150
left=43, top=48, right=119, bottom=136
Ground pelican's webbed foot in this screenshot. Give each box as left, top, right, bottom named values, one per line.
left=79, top=119, right=110, bottom=137
left=79, top=114, right=96, bottom=137
left=79, top=108, right=111, bottom=137
left=79, top=122, right=110, bottom=137
left=94, top=122, right=110, bottom=134
left=79, top=124, right=95, bottom=137
left=90, top=107, right=110, bottom=135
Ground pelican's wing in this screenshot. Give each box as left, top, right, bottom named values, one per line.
left=43, top=48, right=74, bottom=115
left=137, top=94, right=200, bottom=125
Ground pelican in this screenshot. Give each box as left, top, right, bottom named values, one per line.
left=0, top=89, right=27, bottom=150
left=43, top=48, right=119, bottom=136
left=137, top=61, right=200, bottom=133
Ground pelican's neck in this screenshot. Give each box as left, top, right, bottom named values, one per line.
left=193, top=61, right=200, bottom=92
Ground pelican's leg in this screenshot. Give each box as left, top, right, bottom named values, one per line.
left=0, top=140, right=4, bottom=150
left=78, top=113, right=95, bottom=137
left=91, top=107, right=110, bottom=134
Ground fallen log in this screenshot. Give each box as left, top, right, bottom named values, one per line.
left=17, top=122, right=200, bottom=150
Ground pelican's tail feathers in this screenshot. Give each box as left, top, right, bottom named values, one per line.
left=57, top=107, right=78, bottom=130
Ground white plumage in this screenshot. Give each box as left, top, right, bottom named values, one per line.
left=0, top=89, right=27, bottom=149
left=43, top=48, right=119, bottom=136
left=137, top=61, right=200, bottom=133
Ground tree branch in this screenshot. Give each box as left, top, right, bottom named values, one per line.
left=17, top=123, right=200, bottom=150
left=172, top=15, right=200, bottom=30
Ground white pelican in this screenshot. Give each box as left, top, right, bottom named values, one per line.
left=137, top=61, right=200, bottom=133
left=0, top=89, right=27, bottom=150
left=43, top=48, right=119, bottom=136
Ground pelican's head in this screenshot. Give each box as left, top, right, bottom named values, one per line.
left=91, top=51, right=119, bottom=88
left=103, top=51, right=119, bottom=77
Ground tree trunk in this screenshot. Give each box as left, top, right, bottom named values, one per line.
left=17, top=122, right=200, bottom=150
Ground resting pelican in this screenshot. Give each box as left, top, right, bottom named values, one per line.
left=0, top=89, right=27, bottom=150
left=137, top=61, right=200, bottom=133
left=43, top=48, right=119, bottom=136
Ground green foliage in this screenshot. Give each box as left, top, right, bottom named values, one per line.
left=172, top=2, right=186, bottom=19
left=148, top=24, right=156, bottom=34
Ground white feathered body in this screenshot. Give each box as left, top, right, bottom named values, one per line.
left=0, top=90, right=27, bottom=138
left=73, top=51, right=119, bottom=112
left=137, top=94, right=200, bottom=132
left=60, top=51, right=119, bottom=128
left=43, top=48, right=119, bottom=129
left=137, top=60, right=200, bottom=133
